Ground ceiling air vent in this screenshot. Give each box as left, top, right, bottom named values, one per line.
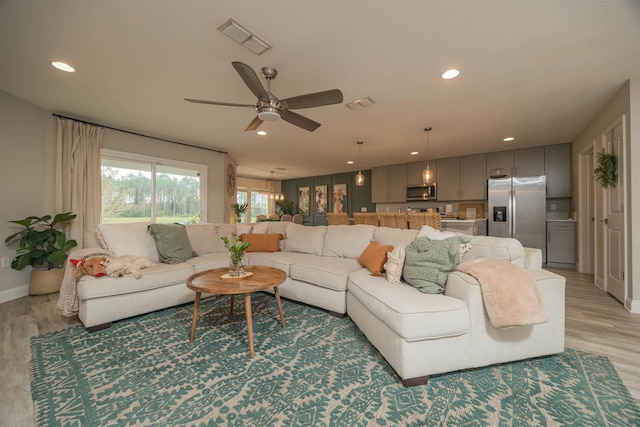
left=217, top=18, right=272, bottom=55
left=345, top=97, right=376, bottom=110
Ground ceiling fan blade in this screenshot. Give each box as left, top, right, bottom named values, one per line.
left=232, top=61, right=268, bottom=99
left=185, top=98, right=254, bottom=108
left=244, top=116, right=263, bottom=132
left=282, top=89, right=343, bottom=109
left=280, top=110, right=321, bottom=132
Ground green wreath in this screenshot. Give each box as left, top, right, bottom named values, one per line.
left=593, top=149, right=616, bottom=188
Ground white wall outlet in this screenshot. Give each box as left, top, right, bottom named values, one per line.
left=361, top=207, right=367, bottom=212
left=1, top=257, right=11, bottom=268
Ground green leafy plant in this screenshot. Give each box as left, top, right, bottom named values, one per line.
left=593, top=149, right=617, bottom=188
left=220, top=233, right=250, bottom=265
left=231, top=202, right=248, bottom=223
left=275, top=199, right=294, bottom=216
left=4, top=212, right=78, bottom=270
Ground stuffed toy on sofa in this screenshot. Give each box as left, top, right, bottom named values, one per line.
left=70, top=256, right=108, bottom=280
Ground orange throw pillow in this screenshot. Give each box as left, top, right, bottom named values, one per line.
left=240, top=233, right=284, bottom=252
left=358, top=241, right=394, bottom=276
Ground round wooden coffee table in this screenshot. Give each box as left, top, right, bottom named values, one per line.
left=186, top=265, right=287, bottom=358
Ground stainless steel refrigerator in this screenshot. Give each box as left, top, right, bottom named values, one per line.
left=488, top=176, right=546, bottom=261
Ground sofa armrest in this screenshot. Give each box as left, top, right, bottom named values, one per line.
left=523, top=248, right=542, bottom=269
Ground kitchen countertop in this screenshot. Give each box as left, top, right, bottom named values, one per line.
left=441, top=218, right=487, bottom=223
left=546, top=219, right=576, bottom=222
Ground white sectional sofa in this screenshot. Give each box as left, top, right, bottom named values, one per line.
left=67, top=220, right=565, bottom=386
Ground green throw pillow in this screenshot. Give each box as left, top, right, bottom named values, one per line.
left=148, top=223, right=197, bottom=264
left=403, top=236, right=471, bottom=294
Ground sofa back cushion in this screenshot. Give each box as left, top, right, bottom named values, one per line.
left=284, top=223, right=327, bottom=255
left=215, top=224, right=237, bottom=253
left=322, top=225, right=375, bottom=259
left=185, top=223, right=218, bottom=255
left=373, top=227, right=418, bottom=247
left=463, top=235, right=525, bottom=267
left=97, top=222, right=159, bottom=262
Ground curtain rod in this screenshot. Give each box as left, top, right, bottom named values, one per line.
left=52, top=113, right=228, bottom=155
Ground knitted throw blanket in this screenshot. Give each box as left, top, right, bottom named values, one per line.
left=57, top=248, right=114, bottom=317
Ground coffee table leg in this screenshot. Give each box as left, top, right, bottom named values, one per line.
left=244, top=293, right=254, bottom=358
left=190, top=291, right=201, bottom=342
left=230, top=294, right=235, bottom=316
left=274, top=286, right=286, bottom=328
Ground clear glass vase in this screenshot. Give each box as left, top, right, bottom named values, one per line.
left=228, top=256, right=245, bottom=277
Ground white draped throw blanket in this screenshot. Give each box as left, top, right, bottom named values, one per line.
left=57, top=248, right=114, bottom=317
left=456, top=258, right=548, bottom=328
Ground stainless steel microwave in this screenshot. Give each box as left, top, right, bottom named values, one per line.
left=406, top=184, right=437, bottom=201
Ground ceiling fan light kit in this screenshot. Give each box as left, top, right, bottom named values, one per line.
left=185, top=61, right=343, bottom=132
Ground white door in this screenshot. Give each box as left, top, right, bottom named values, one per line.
left=602, top=118, right=626, bottom=304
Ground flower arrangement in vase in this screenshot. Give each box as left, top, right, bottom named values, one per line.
left=220, top=233, right=250, bottom=276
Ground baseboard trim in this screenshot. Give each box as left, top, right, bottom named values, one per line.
left=625, top=297, right=640, bottom=314
left=0, top=284, right=29, bottom=304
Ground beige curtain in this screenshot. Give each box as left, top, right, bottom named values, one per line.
left=54, top=118, right=104, bottom=249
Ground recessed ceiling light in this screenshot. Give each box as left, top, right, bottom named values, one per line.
left=51, top=61, right=75, bottom=72
left=410, top=151, right=419, bottom=155
left=347, top=160, right=354, bottom=164
left=441, top=69, right=460, bottom=80
left=503, top=137, right=515, bottom=142
left=257, top=130, right=267, bottom=136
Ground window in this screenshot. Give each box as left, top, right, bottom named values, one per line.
left=236, top=189, right=273, bottom=223
left=101, top=149, right=207, bottom=224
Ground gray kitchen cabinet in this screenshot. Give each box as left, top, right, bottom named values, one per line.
left=546, top=220, right=576, bottom=266
left=487, top=150, right=513, bottom=178
left=406, top=160, right=437, bottom=186
left=460, top=154, right=487, bottom=200
left=514, top=147, right=545, bottom=177
left=371, top=164, right=407, bottom=203
left=436, top=157, right=460, bottom=201
left=437, top=155, right=486, bottom=201
left=545, top=143, right=572, bottom=197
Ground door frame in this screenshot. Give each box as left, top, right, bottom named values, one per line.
left=577, top=141, right=595, bottom=274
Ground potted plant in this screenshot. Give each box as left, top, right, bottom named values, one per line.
left=220, top=233, right=250, bottom=276
left=593, top=149, right=617, bottom=188
left=275, top=199, right=294, bottom=217
left=231, top=202, right=248, bottom=223
left=4, top=212, right=78, bottom=295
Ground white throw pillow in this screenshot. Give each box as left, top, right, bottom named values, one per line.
left=384, top=243, right=406, bottom=284
left=97, top=222, right=159, bottom=262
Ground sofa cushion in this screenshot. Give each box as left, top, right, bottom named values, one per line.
left=289, top=256, right=363, bottom=292
left=284, top=223, right=327, bottom=255
left=77, top=262, right=194, bottom=299
left=235, top=223, right=253, bottom=235
left=245, top=252, right=310, bottom=275
left=97, top=222, right=159, bottom=263
left=185, top=253, right=230, bottom=273
left=322, top=225, right=375, bottom=259
left=347, top=269, right=469, bottom=342
left=373, top=227, right=418, bottom=247
left=185, top=224, right=218, bottom=255
left=241, top=233, right=283, bottom=252
left=148, top=224, right=197, bottom=264
left=464, top=235, right=525, bottom=267
left=358, top=241, right=394, bottom=276
left=251, top=222, right=269, bottom=234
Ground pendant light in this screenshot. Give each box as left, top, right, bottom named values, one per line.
left=422, top=127, right=433, bottom=185
left=355, top=141, right=365, bottom=187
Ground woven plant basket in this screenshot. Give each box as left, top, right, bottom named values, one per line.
left=30, top=269, right=65, bottom=295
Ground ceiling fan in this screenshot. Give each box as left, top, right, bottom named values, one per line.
left=185, top=61, right=343, bottom=132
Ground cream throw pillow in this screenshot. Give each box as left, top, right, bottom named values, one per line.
left=384, top=243, right=406, bottom=284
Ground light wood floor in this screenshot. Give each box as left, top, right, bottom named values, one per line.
left=1, top=268, right=639, bottom=426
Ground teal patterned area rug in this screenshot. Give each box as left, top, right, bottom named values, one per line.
left=32, top=293, right=639, bottom=426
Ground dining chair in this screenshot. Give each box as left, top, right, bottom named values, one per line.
left=378, top=213, right=408, bottom=229
left=327, top=212, right=350, bottom=225
left=352, top=212, right=379, bottom=226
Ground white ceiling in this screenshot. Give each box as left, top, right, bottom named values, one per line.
left=2, top=1, right=639, bottom=180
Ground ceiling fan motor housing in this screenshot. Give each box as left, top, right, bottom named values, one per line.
left=256, top=96, right=282, bottom=121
